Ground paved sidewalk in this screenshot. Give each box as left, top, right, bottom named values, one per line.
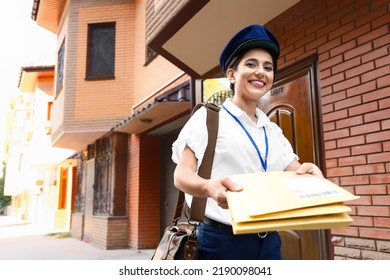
left=0, top=215, right=154, bottom=260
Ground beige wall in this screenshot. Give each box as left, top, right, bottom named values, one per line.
left=133, top=0, right=185, bottom=111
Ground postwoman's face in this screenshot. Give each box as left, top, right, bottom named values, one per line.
left=227, top=48, right=274, bottom=102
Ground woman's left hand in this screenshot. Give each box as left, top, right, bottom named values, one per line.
left=295, top=162, right=324, bottom=178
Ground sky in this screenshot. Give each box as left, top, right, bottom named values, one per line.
left=0, top=0, right=56, bottom=165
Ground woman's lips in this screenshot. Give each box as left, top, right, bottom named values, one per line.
left=250, top=80, right=265, bottom=87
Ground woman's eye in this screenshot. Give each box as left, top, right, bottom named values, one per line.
left=246, top=62, right=256, bottom=68
left=264, top=65, right=273, bottom=72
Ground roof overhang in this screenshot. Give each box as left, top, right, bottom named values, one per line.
left=114, top=101, right=190, bottom=135
left=18, top=65, right=55, bottom=93
left=148, top=0, right=300, bottom=79
left=51, top=130, right=108, bottom=151
left=114, top=83, right=192, bottom=135
left=31, top=0, right=66, bottom=33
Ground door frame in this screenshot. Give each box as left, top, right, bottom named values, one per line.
left=271, top=54, right=330, bottom=259
left=273, top=54, right=325, bottom=172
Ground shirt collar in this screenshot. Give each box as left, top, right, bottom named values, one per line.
left=223, top=98, right=271, bottom=128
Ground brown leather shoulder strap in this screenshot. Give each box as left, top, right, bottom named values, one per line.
left=172, top=103, right=220, bottom=223
left=189, top=103, right=220, bottom=221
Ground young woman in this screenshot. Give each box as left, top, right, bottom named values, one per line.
left=172, top=24, right=323, bottom=260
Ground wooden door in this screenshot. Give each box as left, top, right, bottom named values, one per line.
left=258, top=55, right=327, bottom=259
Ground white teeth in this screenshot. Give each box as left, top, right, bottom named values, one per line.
left=252, top=81, right=264, bottom=86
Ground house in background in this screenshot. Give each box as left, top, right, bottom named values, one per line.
left=25, top=0, right=389, bottom=259
left=30, top=0, right=191, bottom=250
left=4, top=65, right=76, bottom=231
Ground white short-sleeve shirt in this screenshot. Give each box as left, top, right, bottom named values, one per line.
left=172, top=98, right=299, bottom=225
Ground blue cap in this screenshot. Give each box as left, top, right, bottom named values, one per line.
left=219, top=24, right=280, bottom=74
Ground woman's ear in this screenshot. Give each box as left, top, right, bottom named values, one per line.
left=226, top=69, right=235, bottom=84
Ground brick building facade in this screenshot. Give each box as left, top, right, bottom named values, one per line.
left=265, top=0, right=389, bottom=259
left=28, top=0, right=389, bottom=259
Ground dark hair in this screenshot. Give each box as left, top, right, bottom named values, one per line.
left=226, top=53, right=244, bottom=92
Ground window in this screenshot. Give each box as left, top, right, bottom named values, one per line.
left=86, top=22, right=116, bottom=79
left=56, top=39, right=65, bottom=95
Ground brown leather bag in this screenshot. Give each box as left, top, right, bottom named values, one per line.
left=151, top=102, right=220, bottom=260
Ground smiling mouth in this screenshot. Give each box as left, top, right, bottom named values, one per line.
left=250, top=80, right=265, bottom=87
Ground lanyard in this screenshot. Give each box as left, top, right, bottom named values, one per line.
left=222, top=105, right=269, bottom=171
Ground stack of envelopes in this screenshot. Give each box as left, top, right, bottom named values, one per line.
left=226, top=171, right=359, bottom=235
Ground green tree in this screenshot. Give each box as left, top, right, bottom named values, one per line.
left=0, top=161, right=11, bottom=215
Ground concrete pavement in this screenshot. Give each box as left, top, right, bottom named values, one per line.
left=0, top=215, right=154, bottom=260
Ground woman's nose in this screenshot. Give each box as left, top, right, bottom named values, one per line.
left=255, top=66, right=264, bottom=76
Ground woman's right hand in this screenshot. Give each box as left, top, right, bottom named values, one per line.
left=204, top=177, right=243, bottom=209
left=174, top=146, right=243, bottom=209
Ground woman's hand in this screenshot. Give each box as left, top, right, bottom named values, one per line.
left=295, top=162, right=324, bottom=178
left=205, top=177, right=243, bottom=209
left=174, top=145, right=242, bottom=209
left=286, top=160, right=324, bottom=178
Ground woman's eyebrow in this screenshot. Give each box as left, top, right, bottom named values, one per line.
left=245, top=57, right=273, bottom=64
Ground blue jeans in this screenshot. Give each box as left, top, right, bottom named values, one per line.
left=197, top=223, right=282, bottom=260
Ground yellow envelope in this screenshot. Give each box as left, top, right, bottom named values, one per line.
left=227, top=190, right=351, bottom=223
left=230, top=212, right=353, bottom=235
left=228, top=171, right=359, bottom=217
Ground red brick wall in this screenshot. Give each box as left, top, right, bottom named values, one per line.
left=127, top=134, right=161, bottom=249
left=268, top=0, right=389, bottom=259
left=92, top=216, right=128, bottom=249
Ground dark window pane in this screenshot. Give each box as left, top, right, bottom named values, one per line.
left=87, top=22, right=115, bottom=79
left=56, top=39, right=65, bottom=94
